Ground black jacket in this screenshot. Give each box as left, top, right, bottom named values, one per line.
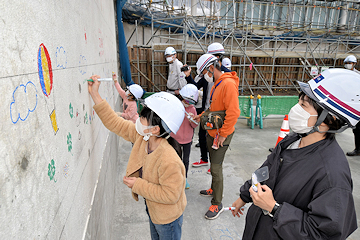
left=240, top=133, right=357, bottom=240
left=185, top=65, right=231, bottom=110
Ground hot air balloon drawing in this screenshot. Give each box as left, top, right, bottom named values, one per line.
left=38, top=43, right=59, bottom=134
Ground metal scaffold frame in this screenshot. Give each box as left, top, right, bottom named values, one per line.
left=124, top=0, right=360, bottom=95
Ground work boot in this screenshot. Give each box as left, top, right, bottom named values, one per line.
left=205, top=203, right=223, bottom=220
left=346, top=149, right=360, bottom=156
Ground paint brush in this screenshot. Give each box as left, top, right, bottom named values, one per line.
left=87, top=78, right=113, bottom=82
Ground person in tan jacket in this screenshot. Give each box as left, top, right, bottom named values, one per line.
left=88, top=75, right=187, bottom=240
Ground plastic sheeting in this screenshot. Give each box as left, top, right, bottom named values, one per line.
left=122, top=3, right=360, bottom=44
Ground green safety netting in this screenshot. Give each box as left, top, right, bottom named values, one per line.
left=255, top=95, right=298, bottom=129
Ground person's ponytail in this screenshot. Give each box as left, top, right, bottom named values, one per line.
left=164, top=135, right=182, bottom=158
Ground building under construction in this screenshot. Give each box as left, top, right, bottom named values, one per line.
left=121, top=0, right=360, bottom=95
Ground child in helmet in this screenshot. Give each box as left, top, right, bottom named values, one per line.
left=231, top=69, right=358, bottom=239
left=88, top=75, right=186, bottom=240
left=113, top=73, right=144, bottom=123
left=170, top=84, right=199, bottom=189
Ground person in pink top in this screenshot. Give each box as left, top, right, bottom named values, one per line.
left=113, top=73, right=144, bottom=123
left=171, top=84, right=199, bottom=189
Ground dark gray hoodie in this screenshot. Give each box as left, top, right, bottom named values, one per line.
left=240, top=133, right=357, bottom=240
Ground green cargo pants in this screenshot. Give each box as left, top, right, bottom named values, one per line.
left=206, top=132, right=234, bottom=206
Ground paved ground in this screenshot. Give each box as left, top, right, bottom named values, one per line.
left=112, top=118, right=360, bottom=240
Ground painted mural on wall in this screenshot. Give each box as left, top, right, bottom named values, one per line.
left=10, top=81, right=38, bottom=124
left=38, top=43, right=59, bottom=134
left=1, top=1, right=118, bottom=238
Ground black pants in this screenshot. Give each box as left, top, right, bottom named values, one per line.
left=353, top=122, right=360, bottom=151
left=196, top=107, right=208, bottom=162
left=180, top=142, right=192, bottom=178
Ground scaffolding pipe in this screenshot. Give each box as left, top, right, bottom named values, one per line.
left=191, top=0, right=197, bottom=16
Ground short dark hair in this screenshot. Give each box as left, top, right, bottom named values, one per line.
left=299, top=92, right=343, bottom=140
left=213, top=53, right=224, bottom=62
left=210, top=60, right=222, bottom=72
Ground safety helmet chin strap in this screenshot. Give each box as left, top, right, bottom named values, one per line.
left=206, top=65, right=214, bottom=76
left=206, top=60, right=220, bottom=76
left=298, top=109, right=350, bottom=137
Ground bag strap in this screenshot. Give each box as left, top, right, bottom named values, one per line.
left=210, top=80, right=223, bottom=102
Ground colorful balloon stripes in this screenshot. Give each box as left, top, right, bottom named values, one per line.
left=38, top=43, right=53, bottom=97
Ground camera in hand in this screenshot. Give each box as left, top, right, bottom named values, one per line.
left=180, top=65, right=189, bottom=72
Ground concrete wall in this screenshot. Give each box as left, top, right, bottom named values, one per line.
left=0, top=1, right=120, bottom=239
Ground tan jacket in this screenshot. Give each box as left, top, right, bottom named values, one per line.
left=93, top=100, right=187, bottom=224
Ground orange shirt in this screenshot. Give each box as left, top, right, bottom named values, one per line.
left=206, top=72, right=240, bottom=138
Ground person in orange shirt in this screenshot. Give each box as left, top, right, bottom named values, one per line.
left=194, top=54, right=240, bottom=220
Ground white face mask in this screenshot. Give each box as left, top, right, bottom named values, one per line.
left=135, top=118, right=154, bottom=141
left=166, top=56, right=174, bottom=63
left=204, top=72, right=214, bottom=83
left=344, top=64, right=353, bottom=70
left=288, top=103, right=318, bottom=134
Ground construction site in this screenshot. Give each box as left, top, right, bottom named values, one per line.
left=2, top=1, right=360, bottom=239
left=121, top=0, right=360, bottom=95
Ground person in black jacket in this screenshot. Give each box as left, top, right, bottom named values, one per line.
left=232, top=68, right=359, bottom=240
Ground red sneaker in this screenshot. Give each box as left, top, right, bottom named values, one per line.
left=192, top=159, right=208, bottom=167
left=207, top=168, right=211, bottom=174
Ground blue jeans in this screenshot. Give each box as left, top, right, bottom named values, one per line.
left=145, top=204, right=183, bottom=240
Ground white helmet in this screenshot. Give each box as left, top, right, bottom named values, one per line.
left=222, top=57, right=231, bottom=69
left=128, top=84, right=144, bottom=100
left=144, top=92, right=185, bottom=134
left=207, top=43, right=225, bottom=55
left=298, top=68, right=360, bottom=129
left=164, top=47, right=176, bottom=56
left=344, top=55, right=357, bottom=63
left=196, top=54, right=218, bottom=75
left=179, top=84, right=199, bottom=104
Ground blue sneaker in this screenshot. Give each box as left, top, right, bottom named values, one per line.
left=185, top=179, right=190, bottom=189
